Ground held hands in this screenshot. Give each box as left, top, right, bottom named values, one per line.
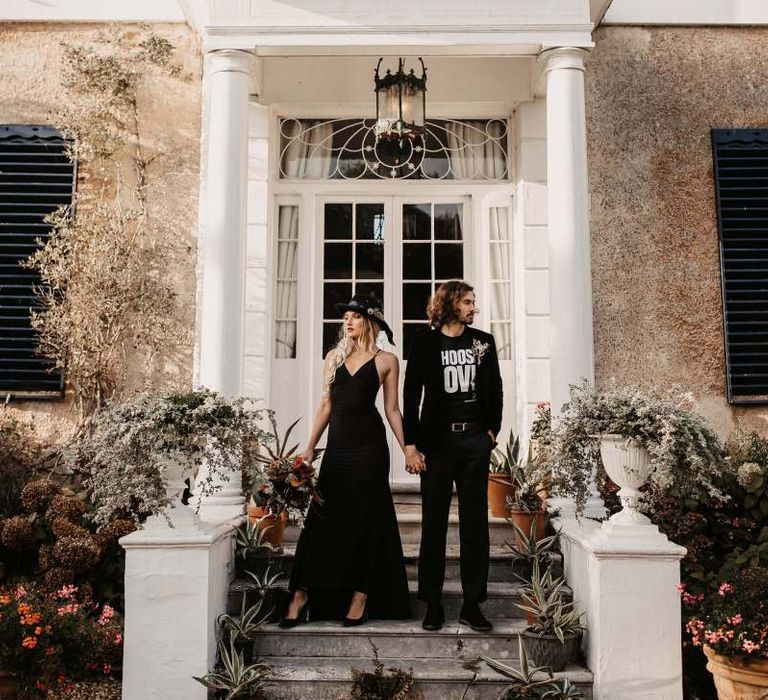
left=404, top=445, right=426, bottom=474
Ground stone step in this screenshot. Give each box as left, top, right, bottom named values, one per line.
left=282, top=513, right=514, bottom=546
left=228, top=577, right=570, bottom=620
left=253, top=619, right=533, bottom=660
left=233, top=544, right=560, bottom=589
left=262, top=656, right=593, bottom=700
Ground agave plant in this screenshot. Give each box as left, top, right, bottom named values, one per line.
left=541, top=677, right=585, bottom=699
left=245, top=565, right=283, bottom=595
left=235, top=519, right=277, bottom=561
left=517, top=560, right=584, bottom=643
left=490, top=429, right=522, bottom=477
left=481, top=634, right=555, bottom=698
left=193, top=637, right=271, bottom=700
left=218, top=593, right=271, bottom=642
left=505, top=520, right=559, bottom=564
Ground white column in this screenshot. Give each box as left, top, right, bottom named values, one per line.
left=540, top=47, right=606, bottom=520
left=195, top=49, right=254, bottom=522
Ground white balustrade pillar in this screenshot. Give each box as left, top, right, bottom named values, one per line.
left=195, top=49, right=255, bottom=522
left=540, top=47, right=606, bottom=520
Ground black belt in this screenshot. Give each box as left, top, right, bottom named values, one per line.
left=447, top=421, right=480, bottom=433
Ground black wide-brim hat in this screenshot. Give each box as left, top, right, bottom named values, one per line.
left=335, top=294, right=395, bottom=346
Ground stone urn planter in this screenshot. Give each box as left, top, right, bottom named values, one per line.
left=704, top=646, right=768, bottom=700
left=520, top=630, right=579, bottom=672
left=596, top=434, right=654, bottom=526
left=488, top=475, right=514, bottom=518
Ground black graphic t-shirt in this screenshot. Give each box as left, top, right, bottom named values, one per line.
left=439, top=330, right=479, bottom=423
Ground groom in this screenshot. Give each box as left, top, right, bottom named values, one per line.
left=403, top=280, right=503, bottom=632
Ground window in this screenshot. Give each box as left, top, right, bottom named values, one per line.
left=0, top=125, right=74, bottom=397
left=280, top=119, right=508, bottom=181
left=489, top=207, right=513, bottom=360
left=322, top=202, right=385, bottom=356
left=713, top=129, right=768, bottom=403
left=402, top=202, right=464, bottom=358
left=274, top=205, right=299, bottom=358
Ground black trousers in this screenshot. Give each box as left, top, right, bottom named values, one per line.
left=418, top=428, right=493, bottom=605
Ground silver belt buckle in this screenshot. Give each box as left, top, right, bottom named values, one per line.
left=451, top=422, right=467, bottom=432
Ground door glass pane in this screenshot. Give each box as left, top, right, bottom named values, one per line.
left=356, top=203, right=385, bottom=241
left=434, top=203, right=462, bottom=240
left=355, top=243, right=384, bottom=279
left=324, top=243, right=352, bottom=279
left=434, top=243, right=463, bottom=279
left=402, top=204, right=431, bottom=240
left=324, top=203, right=353, bottom=239
left=403, top=283, right=432, bottom=320
left=323, top=282, right=353, bottom=319
left=403, top=243, right=431, bottom=280
left=491, top=323, right=513, bottom=360
left=275, top=205, right=299, bottom=359
left=355, top=282, right=384, bottom=307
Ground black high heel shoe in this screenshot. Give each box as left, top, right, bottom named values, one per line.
left=279, top=599, right=310, bottom=629
left=342, top=602, right=368, bottom=627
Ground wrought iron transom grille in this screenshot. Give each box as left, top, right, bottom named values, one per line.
left=712, top=128, right=768, bottom=403
left=0, top=125, right=73, bottom=398
left=279, top=118, right=508, bottom=181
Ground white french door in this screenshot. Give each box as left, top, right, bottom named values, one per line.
left=313, top=196, right=469, bottom=482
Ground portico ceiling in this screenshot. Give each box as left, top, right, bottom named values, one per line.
left=179, top=0, right=609, bottom=54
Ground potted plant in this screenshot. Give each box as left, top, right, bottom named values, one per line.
left=234, top=520, right=278, bottom=578
left=516, top=560, right=584, bottom=672
left=193, top=637, right=271, bottom=700
left=488, top=430, right=520, bottom=518
left=505, top=520, right=559, bottom=583
left=686, top=566, right=768, bottom=700
left=549, top=381, right=726, bottom=518
left=217, top=594, right=270, bottom=666
left=245, top=414, right=323, bottom=546
left=506, top=455, right=549, bottom=545
left=480, top=635, right=585, bottom=699
left=71, top=390, right=272, bottom=528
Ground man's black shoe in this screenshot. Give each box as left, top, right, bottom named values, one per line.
left=459, top=604, right=493, bottom=632
left=422, top=602, right=445, bottom=631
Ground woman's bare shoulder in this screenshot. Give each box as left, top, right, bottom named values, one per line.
left=377, top=350, right=399, bottom=366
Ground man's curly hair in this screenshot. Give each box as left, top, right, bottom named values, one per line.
left=426, top=280, right=474, bottom=329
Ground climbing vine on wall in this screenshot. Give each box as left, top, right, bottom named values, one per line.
left=24, top=28, right=193, bottom=425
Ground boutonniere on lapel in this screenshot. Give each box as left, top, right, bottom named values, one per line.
left=471, top=339, right=491, bottom=365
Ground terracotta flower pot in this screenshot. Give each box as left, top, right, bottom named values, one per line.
left=520, top=629, right=579, bottom=672
left=704, top=646, right=768, bottom=700
left=255, top=512, right=288, bottom=547
left=0, top=671, right=17, bottom=700
left=487, top=475, right=514, bottom=518
left=509, top=509, right=547, bottom=546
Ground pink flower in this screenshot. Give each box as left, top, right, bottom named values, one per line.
left=743, top=640, right=760, bottom=654
left=114, top=633, right=123, bottom=645
left=57, top=603, right=80, bottom=616
left=718, top=582, right=733, bottom=596
left=728, top=614, right=743, bottom=626
left=56, top=585, right=78, bottom=600
left=98, top=604, right=115, bottom=625
left=103, top=664, right=112, bottom=675
left=677, top=583, right=687, bottom=593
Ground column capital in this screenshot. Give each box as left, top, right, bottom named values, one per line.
left=538, top=46, right=589, bottom=73
left=204, top=48, right=256, bottom=76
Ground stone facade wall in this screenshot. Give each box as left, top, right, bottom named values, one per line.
left=587, top=25, right=768, bottom=436
left=0, top=22, right=201, bottom=439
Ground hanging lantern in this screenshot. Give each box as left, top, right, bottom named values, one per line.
left=374, top=57, right=427, bottom=142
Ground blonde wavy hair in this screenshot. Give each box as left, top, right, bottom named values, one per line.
left=324, top=314, right=381, bottom=396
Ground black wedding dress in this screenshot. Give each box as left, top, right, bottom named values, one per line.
left=288, top=355, right=411, bottom=620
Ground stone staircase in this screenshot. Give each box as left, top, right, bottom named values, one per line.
left=228, top=482, right=593, bottom=699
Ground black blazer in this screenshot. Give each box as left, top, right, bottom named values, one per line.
left=403, top=326, right=503, bottom=450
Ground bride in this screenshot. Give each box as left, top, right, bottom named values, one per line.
left=281, top=294, right=422, bottom=626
